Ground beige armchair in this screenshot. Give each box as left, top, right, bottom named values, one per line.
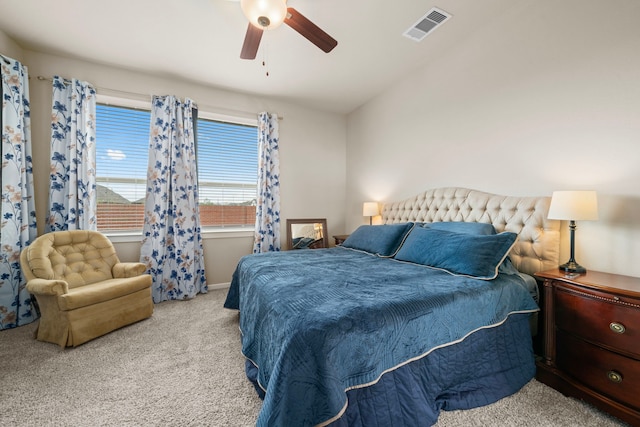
left=20, top=230, right=153, bottom=347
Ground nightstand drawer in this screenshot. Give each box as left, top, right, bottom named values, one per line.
left=554, top=283, right=640, bottom=357
left=557, top=330, right=640, bottom=410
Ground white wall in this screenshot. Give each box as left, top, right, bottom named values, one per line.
left=0, top=30, right=23, bottom=61
left=1, top=40, right=347, bottom=284
left=346, top=1, right=640, bottom=278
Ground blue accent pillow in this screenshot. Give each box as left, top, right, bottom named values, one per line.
left=425, top=221, right=518, bottom=274
left=394, top=226, right=518, bottom=280
left=342, top=223, right=415, bottom=257
left=425, top=221, right=496, bottom=235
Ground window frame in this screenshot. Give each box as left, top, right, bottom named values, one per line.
left=96, top=94, right=257, bottom=243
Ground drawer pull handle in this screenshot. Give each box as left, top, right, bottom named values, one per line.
left=609, top=322, right=626, bottom=334
left=607, top=371, right=623, bottom=383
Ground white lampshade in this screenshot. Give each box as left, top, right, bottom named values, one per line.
left=362, top=202, right=379, bottom=217
left=548, top=191, right=599, bottom=221
left=241, top=0, right=287, bottom=29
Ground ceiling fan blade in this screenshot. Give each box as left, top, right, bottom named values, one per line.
left=284, top=7, right=338, bottom=53
left=240, top=23, right=263, bottom=60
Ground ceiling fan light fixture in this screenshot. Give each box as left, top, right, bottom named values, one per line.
left=241, top=0, right=287, bottom=30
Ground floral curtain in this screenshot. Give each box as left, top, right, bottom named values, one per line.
left=253, top=112, right=281, bottom=253
left=47, top=76, right=97, bottom=231
left=140, top=95, right=207, bottom=303
left=0, top=55, right=38, bottom=329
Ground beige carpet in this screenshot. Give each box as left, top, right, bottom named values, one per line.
left=0, top=288, right=627, bottom=427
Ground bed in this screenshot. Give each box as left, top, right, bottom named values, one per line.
left=224, top=187, right=560, bottom=427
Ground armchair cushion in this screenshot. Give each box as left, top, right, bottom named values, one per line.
left=57, top=275, right=152, bottom=311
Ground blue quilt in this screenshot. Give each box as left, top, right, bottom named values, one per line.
left=224, top=247, right=539, bottom=427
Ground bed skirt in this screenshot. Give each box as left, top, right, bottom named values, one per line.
left=245, top=312, right=535, bottom=426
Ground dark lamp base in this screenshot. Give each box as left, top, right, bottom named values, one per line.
left=559, top=260, right=586, bottom=274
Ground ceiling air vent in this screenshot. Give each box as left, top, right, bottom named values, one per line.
left=403, top=7, right=452, bottom=42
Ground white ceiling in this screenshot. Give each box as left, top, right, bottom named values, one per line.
left=0, top=0, right=518, bottom=114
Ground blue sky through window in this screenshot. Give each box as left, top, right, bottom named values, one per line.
left=96, top=104, right=258, bottom=205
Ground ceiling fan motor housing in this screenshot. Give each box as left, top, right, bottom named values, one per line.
left=241, top=0, right=287, bottom=29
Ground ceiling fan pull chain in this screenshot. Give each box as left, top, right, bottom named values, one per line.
left=262, top=36, right=270, bottom=77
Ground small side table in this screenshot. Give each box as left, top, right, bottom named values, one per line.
left=333, top=234, right=349, bottom=245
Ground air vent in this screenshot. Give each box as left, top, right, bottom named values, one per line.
left=403, top=7, right=452, bottom=42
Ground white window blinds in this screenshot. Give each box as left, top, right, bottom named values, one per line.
left=95, top=103, right=258, bottom=233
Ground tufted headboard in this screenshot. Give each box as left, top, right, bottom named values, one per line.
left=381, top=187, right=560, bottom=276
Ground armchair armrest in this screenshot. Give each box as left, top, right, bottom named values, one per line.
left=26, top=278, right=69, bottom=296
left=113, top=262, right=147, bottom=278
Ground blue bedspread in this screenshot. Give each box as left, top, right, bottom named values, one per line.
left=224, top=247, right=539, bottom=427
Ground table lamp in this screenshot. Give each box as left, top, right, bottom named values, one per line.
left=547, top=190, right=598, bottom=274
left=362, top=202, right=379, bottom=225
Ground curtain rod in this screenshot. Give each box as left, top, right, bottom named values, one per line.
left=36, top=75, right=283, bottom=120
left=37, top=75, right=145, bottom=99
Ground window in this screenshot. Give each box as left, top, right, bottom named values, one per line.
left=196, top=117, right=258, bottom=229
left=95, top=104, right=149, bottom=232
left=95, top=102, right=258, bottom=233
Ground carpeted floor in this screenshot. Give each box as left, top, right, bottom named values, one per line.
left=0, top=288, right=628, bottom=426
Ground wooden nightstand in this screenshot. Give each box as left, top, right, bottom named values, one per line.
left=535, top=269, right=640, bottom=426
left=333, top=234, right=349, bottom=245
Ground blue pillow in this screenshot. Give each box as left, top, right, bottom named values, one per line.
left=425, top=221, right=496, bottom=235
left=341, top=223, right=415, bottom=257
left=425, top=221, right=519, bottom=274
left=394, top=227, right=518, bottom=280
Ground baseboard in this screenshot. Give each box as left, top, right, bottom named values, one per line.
left=208, top=282, right=231, bottom=290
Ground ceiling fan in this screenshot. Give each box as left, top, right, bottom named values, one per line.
left=237, top=0, right=338, bottom=60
